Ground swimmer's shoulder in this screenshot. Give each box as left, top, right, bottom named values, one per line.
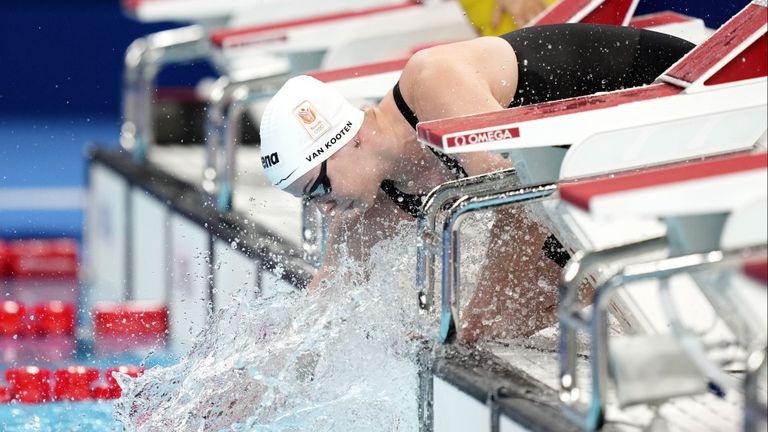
left=398, top=37, right=519, bottom=121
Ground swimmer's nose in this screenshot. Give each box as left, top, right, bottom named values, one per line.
left=317, top=200, right=337, bottom=214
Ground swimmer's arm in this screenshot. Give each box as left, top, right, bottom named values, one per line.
left=402, top=39, right=560, bottom=341
left=453, top=152, right=560, bottom=342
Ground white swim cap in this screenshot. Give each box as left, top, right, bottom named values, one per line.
left=259, top=75, right=365, bottom=189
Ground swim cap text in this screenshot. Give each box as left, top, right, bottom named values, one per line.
left=305, top=121, right=354, bottom=162
left=261, top=152, right=280, bottom=168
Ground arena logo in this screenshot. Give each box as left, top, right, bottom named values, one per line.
left=446, top=127, right=520, bottom=148
left=261, top=152, right=280, bottom=168
left=305, top=120, right=354, bottom=162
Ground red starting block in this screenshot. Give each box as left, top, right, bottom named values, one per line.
left=53, top=366, right=100, bottom=401
left=0, top=301, right=26, bottom=336
left=6, top=239, right=79, bottom=280
left=5, top=366, right=51, bottom=404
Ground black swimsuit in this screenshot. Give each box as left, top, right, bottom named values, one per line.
left=380, top=24, right=694, bottom=266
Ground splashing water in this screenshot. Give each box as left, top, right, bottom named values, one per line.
left=113, top=220, right=440, bottom=432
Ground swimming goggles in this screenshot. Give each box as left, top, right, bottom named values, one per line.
left=305, top=160, right=332, bottom=200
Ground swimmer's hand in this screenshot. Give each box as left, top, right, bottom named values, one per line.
left=493, top=0, right=548, bottom=28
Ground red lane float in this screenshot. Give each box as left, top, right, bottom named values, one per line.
left=5, top=366, right=51, bottom=404
left=95, top=365, right=146, bottom=399
left=32, top=301, right=76, bottom=336
left=6, top=238, right=79, bottom=280
left=0, top=301, right=76, bottom=337
left=0, top=384, right=10, bottom=403
left=1, top=365, right=144, bottom=403
left=54, top=366, right=100, bottom=401
left=0, top=301, right=26, bottom=336
left=93, top=302, right=168, bottom=354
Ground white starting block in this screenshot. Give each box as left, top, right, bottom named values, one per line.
left=120, top=0, right=414, bottom=159
left=209, top=1, right=476, bottom=76
left=557, top=151, right=767, bottom=426
left=122, top=0, right=406, bottom=26
left=417, top=1, right=767, bottom=187
left=559, top=152, right=768, bottom=220
left=559, top=151, right=767, bottom=335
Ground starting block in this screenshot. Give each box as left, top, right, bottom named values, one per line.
left=122, top=0, right=405, bottom=26
left=417, top=2, right=767, bottom=172
left=120, top=0, right=412, bottom=159
left=209, top=1, right=475, bottom=76
left=557, top=151, right=767, bottom=428
left=415, top=0, right=767, bottom=335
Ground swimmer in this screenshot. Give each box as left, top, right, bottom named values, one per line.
left=259, top=23, right=695, bottom=343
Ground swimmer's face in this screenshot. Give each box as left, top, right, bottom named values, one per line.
left=285, top=112, right=382, bottom=214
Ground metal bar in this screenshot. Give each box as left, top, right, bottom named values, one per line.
left=417, top=168, right=519, bottom=312
left=558, top=237, right=669, bottom=411
left=561, top=246, right=767, bottom=431
left=121, top=25, right=211, bottom=161
left=439, top=183, right=558, bottom=343
left=417, top=342, right=434, bottom=432
left=201, top=73, right=288, bottom=210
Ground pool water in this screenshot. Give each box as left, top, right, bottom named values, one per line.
left=1, top=400, right=119, bottom=431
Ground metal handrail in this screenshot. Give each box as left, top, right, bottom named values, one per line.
left=438, top=183, right=558, bottom=343
left=557, top=237, right=670, bottom=406
left=121, top=25, right=211, bottom=161
left=558, top=246, right=768, bottom=431
left=416, top=168, right=519, bottom=312
left=200, top=73, right=288, bottom=211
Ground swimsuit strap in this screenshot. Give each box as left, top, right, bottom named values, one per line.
left=380, top=179, right=423, bottom=217
left=392, top=81, right=419, bottom=129
left=392, top=82, right=468, bottom=178
left=387, top=83, right=570, bottom=267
